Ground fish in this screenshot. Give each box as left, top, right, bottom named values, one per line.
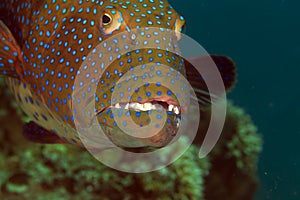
left=0, top=0, right=236, bottom=150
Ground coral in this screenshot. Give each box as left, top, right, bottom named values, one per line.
left=0, top=78, right=262, bottom=200
left=196, top=102, right=262, bottom=200
left=0, top=135, right=209, bottom=200
left=224, top=103, right=262, bottom=172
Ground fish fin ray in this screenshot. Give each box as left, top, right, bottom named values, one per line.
left=0, top=20, right=23, bottom=79
left=22, top=121, right=67, bottom=144
left=185, top=54, right=237, bottom=108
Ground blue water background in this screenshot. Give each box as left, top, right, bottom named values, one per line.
left=169, top=0, right=300, bottom=199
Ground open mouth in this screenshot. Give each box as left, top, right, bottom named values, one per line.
left=93, top=97, right=184, bottom=149
left=112, top=101, right=180, bottom=114
left=96, top=98, right=182, bottom=127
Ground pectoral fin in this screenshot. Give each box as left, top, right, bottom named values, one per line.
left=185, top=55, right=237, bottom=107
left=23, top=121, right=66, bottom=144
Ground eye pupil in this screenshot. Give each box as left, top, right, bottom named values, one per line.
left=102, top=14, right=111, bottom=24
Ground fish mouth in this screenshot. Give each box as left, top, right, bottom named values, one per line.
left=99, top=96, right=180, bottom=112
left=96, top=97, right=183, bottom=148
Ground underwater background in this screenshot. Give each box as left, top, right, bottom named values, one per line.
left=0, top=0, right=298, bottom=199
left=169, top=0, right=299, bottom=199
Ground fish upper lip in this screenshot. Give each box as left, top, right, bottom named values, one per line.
left=96, top=97, right=182, bottom=115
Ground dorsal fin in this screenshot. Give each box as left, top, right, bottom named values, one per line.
left=0, top=20, right=23, bottom=79
left=185, top=55, right=237, bottom=107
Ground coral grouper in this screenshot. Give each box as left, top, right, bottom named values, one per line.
left=0, top=0, right=236, bottom=150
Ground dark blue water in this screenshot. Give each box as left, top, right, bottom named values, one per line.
left=170, top=0, right=300, bottom=199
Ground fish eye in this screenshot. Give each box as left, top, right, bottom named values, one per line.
left=99, top=9, right=123, bottom=35
left=102, top=13, right=112, bottom=25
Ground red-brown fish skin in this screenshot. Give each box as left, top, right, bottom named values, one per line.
left=0, top=0, right=187, bottom=148
left=0, top=0, right=236, bottom=149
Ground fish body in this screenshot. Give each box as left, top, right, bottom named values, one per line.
left=0, top=0, right=236, bottom=149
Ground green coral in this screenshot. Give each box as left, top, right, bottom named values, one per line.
left=201, top=102, right=262, bottom=200
left=225, top=103, right=263, bottom=171
left=1, top=142, right=209, bottom=199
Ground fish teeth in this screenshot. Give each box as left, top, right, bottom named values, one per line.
left=174, top=106, right=179, bottom=115
left=168, top=105, right=179, bottom=115
left=124, top=103, right=129, bottom=109
left=129, top=102, right=138, bottom=109
left=136, top=103, right=144, bottom=110
left=168, top=105, right=174, bottom=111
left=113, top=102, right=180, bottom=114
left=129, top=102, right=144, bottom=111
left=144, top=103, right=152, bottom=110
left=168, top=105, right=180, bottom=114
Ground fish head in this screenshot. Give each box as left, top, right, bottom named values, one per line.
left=82, top=0, right=189, bottom=149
